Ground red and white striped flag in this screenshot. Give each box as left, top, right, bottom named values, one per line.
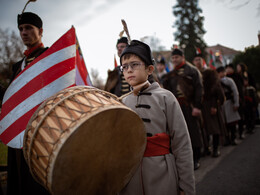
left=0, top=26, right=92, bottom=148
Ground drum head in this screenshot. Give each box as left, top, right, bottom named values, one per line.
left=51, top=106, right=146, bottom=194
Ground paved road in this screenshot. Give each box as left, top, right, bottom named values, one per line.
left=195, top=126, right=260, bottom=194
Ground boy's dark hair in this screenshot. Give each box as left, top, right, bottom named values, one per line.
left=120, top=40, right=154, bottom=66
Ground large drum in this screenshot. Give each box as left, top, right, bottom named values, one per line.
left=23, top=86, right=146, bottom=194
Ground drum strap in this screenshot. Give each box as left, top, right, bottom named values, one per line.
left=143, top=133, right=170, bottom=157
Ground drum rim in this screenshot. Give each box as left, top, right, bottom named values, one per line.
left=48, top=105, right=141, bottom=194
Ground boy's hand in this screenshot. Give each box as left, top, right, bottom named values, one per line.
left=192, top=107, right=201, bottom=117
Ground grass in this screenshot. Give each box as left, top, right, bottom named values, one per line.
left=0, top=142, right=7, bottom=166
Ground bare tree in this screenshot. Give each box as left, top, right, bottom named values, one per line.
left=0, top=28, right=24, bottom=105
left=140, top=35, right=166, bottom=52
left=0, top=28, right=24, bottom=86
left=90, top=68, right=104, bottom=90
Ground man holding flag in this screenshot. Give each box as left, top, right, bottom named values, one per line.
left=4, top=11, right=50, bottom=195
left=0, top=9, right=92, bottom=194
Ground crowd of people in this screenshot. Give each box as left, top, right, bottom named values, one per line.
left=194, top=57, right=258, bottom=167
left=1, top=6, right=258, bottom=194
left=105, top=36, right=259, bottom=172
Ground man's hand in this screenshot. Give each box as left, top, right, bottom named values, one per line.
left=192, top=107, right=201, bottom=117
left=210, top=107, right=217, bottom=115
left=233, top=106, right=239, bottom=111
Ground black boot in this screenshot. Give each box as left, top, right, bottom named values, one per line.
left=212, top=134, right=220, bottom=157
left=194, top=160, right=200, bottom=170
left=229, top=124, right=237, bottom=145
left=212, top=148, right=220, bottom=157
left=193, top=147, right=201, bottom=170
left=238, top=119, right=244, bottom=139
left=203, top=147, right=211, bottom=156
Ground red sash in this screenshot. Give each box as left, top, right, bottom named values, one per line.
left=144, top=133, right=170, bottom=157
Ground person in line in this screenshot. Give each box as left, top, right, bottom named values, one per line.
left=192, top=53, right=210, bottom=156
left=193, top=53, right=206, bottom=72
left=236, top=63, right=256, bottom=89
left=243, top=77, right=258, bottom=134
left=201, top=68, right=227, bottom=157
left=163, top=48, right=204, bottom=170
left=217, top=63, right=240, bottom=146
left=119, top=40, right=195, bottom=195
left=155, top=55, right=167, bottom=85
left=226, top=64, right=245, bottom=139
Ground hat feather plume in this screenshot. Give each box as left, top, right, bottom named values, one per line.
left=22, top=0, right=37, bottom=14
left=119, top=30, right=124, bottom=38
left=121, top=19, right=131, bottom=44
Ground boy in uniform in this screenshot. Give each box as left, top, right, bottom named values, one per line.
left=119, top=40, right=195, bottom=195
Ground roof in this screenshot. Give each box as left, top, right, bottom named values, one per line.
left=206, top=44, right=240, bottom=56
left=152, top=44, right=240, bottom=63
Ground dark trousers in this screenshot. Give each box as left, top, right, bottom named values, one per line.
left=7, top=147, right=49, bottom=195
left=226, top=123, right=237, bottom=143
left=193, top=147, right=201, bottom=163
left=213, top=134, right=220, bottom=150
left=244, top=106, right=256, bottom=132
left=238, top=119, right=244, bottom=137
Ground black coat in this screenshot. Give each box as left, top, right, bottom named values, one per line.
left=104, top=67, right=131, bottom=97
left=202, top=69, right=227, bottom=136
left=163, top=62, right=203, bottom=148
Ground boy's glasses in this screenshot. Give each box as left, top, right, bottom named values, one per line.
left=120, top=62, right=144, bottom=72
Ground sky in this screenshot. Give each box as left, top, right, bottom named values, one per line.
left=0, top=0, right=259, bottom=82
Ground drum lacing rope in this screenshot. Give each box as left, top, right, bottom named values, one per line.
left=27, top=87, right=120, bottom=142
left=26, top=86, right=121, bottom=185
left=118, top=91, right=133, bottom=101
left=26, top=89, right=86, bottom=184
